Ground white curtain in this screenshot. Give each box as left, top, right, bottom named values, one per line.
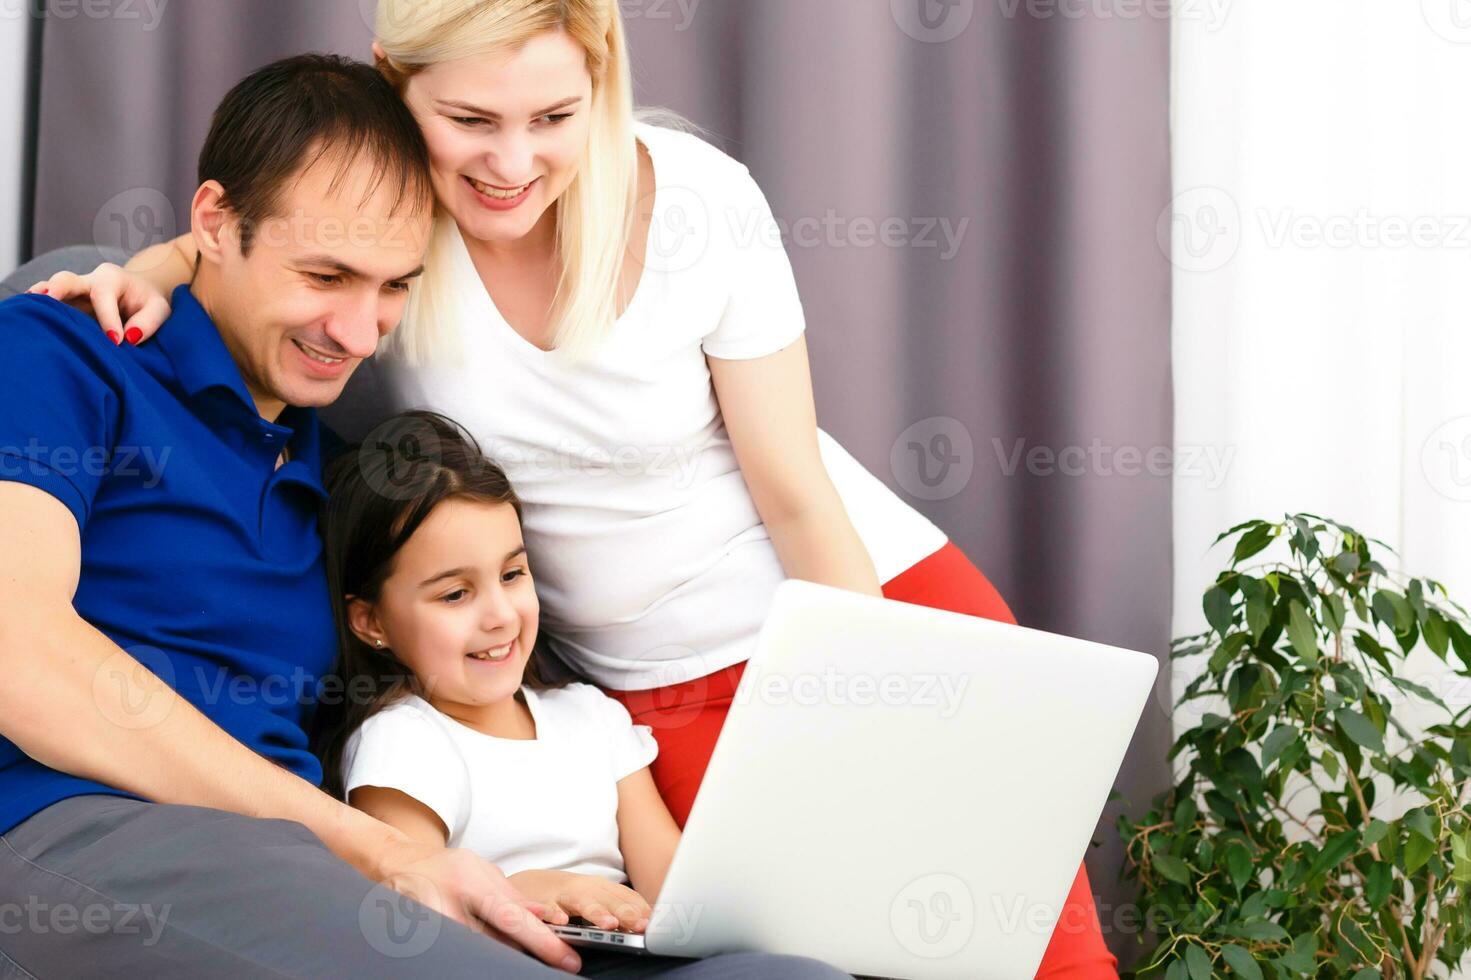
left=0, top=11, right=32, bottom=271
left=1169, top=0, right=1471, bottom=879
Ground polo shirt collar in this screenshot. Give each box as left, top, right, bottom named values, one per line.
left=157, top=285, right=327, bottom=495
left=158, top=285, right=263, bottom=413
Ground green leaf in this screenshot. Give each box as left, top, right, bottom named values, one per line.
left=1363, top=818, right=1389, bottom=847
left=1184, top=942, right=1213, bottom=980
left=1307, top=829, right=1360, bottom=878
left=1224, top=919, right=1289, bottom=942
left=1332, top=551, right=1361, bottom=577
left=1218, top=943, right=1263, bottom=980
left=1275, top=932, right=1318, bottom=973
left=1424, top=612, right=1450, bottom=658
left=1404, top=832, right=1435, bottom=874
left=1286, top=601, right=1318, bottom=665
left=1153, top=853, right=1193, bottom=885
left=1224, top=843, right=1252, bottom=892
left=1233, top=524, right=1275, bottom=564
left=1261, top=726, right=1299, bottom=771
left=1204, top=586, right=1235, bottom=636
left=1405, top=807, right=1436, bottom=841
left=1365, top=861, right=1392, bottom=908
left=1166, top=958, right=1189, bottom=980
left=1320, top=750, right=1340, bottom=780
left=1348, top=970, right=1381, bottom=980
left=1337, top=708, right=1385, bottom=753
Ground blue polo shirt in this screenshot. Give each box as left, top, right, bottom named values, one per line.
left=0, top=286, right=341, bottom=835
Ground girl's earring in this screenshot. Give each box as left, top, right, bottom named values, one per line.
left=375, top=640, right=385, bottom=648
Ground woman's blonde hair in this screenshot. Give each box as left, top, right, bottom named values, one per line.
left=373, top=0, right=638, bottom=360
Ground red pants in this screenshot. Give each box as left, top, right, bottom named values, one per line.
left=604, top=542, right=1120, bottom=979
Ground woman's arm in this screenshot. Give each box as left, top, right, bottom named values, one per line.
left=25, top=234, right=195, bottom=341
left=126, top=232, right=198, bottom=293
left=709, top=337, right=884, bottom=597
left=614, top=767, right=682, bottom=904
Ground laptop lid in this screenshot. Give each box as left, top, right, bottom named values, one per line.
left=644, top=579, right=1157, bottom=979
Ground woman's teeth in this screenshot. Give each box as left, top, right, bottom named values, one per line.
left=468, top=176, right=533, bottom=199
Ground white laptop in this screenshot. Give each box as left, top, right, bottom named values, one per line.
left=552, top=579, right=1157, bottom=979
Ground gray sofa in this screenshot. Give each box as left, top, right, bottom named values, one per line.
left=1, top=245, right=132, bottom=300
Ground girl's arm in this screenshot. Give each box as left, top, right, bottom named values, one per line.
left=614, top=767, right=682, bottom=903
left=349, top=785, right=450, bottom=847
left=709, top=338, right=884, bottom=597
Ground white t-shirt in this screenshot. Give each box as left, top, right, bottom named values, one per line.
left=324, top=123, right=947, bottom=691
left=341, top=683, right=657, bottom=881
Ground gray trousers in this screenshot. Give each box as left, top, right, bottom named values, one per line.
left=0, top=795, right=848, bottom=979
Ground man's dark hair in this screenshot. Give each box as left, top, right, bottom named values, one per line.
left=197, top=53, right=433, bottom=255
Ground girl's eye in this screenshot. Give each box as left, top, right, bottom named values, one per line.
left=502, top=568, right=527, bottom=584
left=441, top=589, right=468, bottom=603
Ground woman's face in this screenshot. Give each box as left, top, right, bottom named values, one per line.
left=350, top=497, right=540, bottom=715
left=397, top=30, right=594, bottom=247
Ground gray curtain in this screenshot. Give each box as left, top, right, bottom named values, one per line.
left=30, top=0, right=1173, bottom=968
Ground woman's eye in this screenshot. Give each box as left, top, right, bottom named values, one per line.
left=539, top=113, right=573, bottom=126
left=452, top=116, right=487, bottom=127
left=441, top=589, right=468, bottom=603
left=386, top=280, right=412, bottom=293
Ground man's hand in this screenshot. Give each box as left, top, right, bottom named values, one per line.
left=374, top=834, right=583, bottom=972
left=509, top=869, right=653, bottom=934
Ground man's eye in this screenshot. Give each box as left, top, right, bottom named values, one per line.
left=309, top=273, right=340, bottom=285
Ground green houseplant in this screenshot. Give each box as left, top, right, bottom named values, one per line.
left=1117, top=514, right=1471, bottom=979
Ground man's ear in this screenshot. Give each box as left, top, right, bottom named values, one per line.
left=190, top=181, right=234, bottom=267
left=346, top=596, right=388, bottom=649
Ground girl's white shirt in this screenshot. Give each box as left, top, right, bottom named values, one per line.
left=342, top=683, right=657, bottom=882
left=326, top=123, right=948, bottom=691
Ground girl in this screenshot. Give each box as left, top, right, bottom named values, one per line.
left=316, top=410, right=681, bottom=941
left=33, top=1, right=1118, bottom=973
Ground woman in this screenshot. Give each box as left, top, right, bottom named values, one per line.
left=33, top=1, right=1118, bottom=974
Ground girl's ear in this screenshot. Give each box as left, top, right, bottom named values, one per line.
left=346, top=596, right=387, bottom=649
left=371, top=40, right=387, bottom=63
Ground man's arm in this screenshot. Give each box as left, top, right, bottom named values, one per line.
left=0, top=482, right=580, bottom=972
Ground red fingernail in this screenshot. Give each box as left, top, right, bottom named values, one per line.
left=124, top=327, right=143, bottom=345
left=106, top=330, right=121, bottom=345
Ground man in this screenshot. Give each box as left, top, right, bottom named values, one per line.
left=0, top=53, right=845, bottom=980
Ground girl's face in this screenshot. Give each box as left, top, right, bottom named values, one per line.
left=397, top=29, right=594, bottom=247
left=349, top=497, right=539, bottom=714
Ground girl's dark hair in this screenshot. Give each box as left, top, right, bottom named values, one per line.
left=312, top=411, right=574, bottom=801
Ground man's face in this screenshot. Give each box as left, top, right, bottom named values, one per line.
left=201, top=152, right=432, bottom=418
